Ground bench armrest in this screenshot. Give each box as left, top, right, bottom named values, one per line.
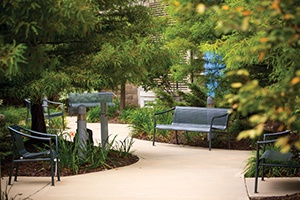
left=153, top=107, right=175, bottom=127
left=154, top=107, right=176, bottom=116
left=210, top=113, right=229, bottom=129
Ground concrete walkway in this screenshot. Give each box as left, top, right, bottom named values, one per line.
left=2, top=117, right=300, bottom=199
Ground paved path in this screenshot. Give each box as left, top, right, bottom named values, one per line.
left=2, top=117, right=299, bottom=199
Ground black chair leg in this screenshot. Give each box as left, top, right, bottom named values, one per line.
left=14, top=163, right=19, bottom=182
left=261, top=164, right=265, bottom=181
left=175, top=131, right=178, bottom=144
left=56, top=158, right=61, bottom=181
left=254, top=159, right=260, bottom=193
left=8, top=162, right=14, bottom=185
left=51, top=160, right=54, bottom=186
left=62, top=116, right=65, bottom=130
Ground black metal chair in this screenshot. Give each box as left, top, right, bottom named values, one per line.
left=254, top=130, right=300, bottom=193
left=25, top=98, right=64, bottom=129
left=8, top=125, right=60, bottom=186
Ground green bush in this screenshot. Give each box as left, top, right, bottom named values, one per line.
left=0, top=106, right=27, bottom=126
left=127, top=107, right=154, bottom=137
left=87, top=100, right=120, bottom=123
left=123, top=104, right=173, bottom=139
left=119, top=106, right=137, bottom=123
left=0, top=106, right=27, bottom=159
left=57, top=130, right=135, bottom=174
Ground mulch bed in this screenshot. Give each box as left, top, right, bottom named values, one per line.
left=1, top=151, right=139, bottom=177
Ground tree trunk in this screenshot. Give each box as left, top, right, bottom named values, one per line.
left=120, top=83, right=126, bottom=111
left=31, top=102, right=47, bottom=133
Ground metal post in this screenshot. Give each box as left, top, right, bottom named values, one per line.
left=207, top=96, right=215, bottom=108
left=207, top=96, right=215, bottom=143
left=100, top=102, right=108, bottom=149
left=77, top=105, right=87, bottom=159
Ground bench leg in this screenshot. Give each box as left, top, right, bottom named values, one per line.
left=175, top=131, right=178, bottom=144
left=153, top=128, right=156, bottom=146
left=208, top=132, right=212, bottom=151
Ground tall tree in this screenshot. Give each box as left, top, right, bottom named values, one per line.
left=0, top=0, right=167, bottom=130
left=1, top=0, right=98, bottom=131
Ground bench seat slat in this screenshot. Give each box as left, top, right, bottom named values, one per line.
left=156, top=124, right=226, bottom=132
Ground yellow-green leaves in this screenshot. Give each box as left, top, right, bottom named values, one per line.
left=231, top=82, right=243, bottom=88
left=275, top=136, right=291, bottom=153
left=237, top=124, right=264, bottom=140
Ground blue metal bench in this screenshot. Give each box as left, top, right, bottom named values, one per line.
left=153, top=106, right=231, bottom=151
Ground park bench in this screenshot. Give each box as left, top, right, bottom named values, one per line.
left=254, top=130, right=300, bottom=193
left=25, top=98, right=64, bottom=129
left=153, top=106, right=231, bottom=151
left=68, top=92, right=116, bottom=116
left=8, top=125, right=60, bottom=186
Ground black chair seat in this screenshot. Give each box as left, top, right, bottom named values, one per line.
left=261, top=150, right=293, bottom=162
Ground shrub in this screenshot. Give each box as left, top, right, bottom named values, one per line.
left=57, top=130, right=135, bottom=174
left=126, top=107, right=154, bottom=137
left=0, top=106, right=27, bottom=126
left=87, top=100, right=120, bottom=123
left=0, top=106, right=27, bottom=159
left=123, top=103, right=173, bottom=139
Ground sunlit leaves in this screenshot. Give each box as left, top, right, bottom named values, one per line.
left=0, top=41, right=27, bottom=77
left=275, top=136, right=291, bottom=153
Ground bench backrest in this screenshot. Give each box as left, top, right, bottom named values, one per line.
left=172, top=106, right=229, bottom=127
left=69, top=92, right=114, bottom=104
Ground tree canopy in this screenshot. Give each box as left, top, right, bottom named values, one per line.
left=165, top=0, right=300, bottom=150
left=0, top=0, right=165, bottom=131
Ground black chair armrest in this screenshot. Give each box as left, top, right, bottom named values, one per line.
left=12, top=125, right=59, bottom=152
left=263, top=130, right=291, bottom=141
left=43, top=98, right=64, bottom=111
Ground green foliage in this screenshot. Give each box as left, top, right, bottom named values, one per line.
left=229, top=117, right=253, bottom=135
left=126, top=107, right=155, bottom=137
left=178, top=83, right=207, bottom=107
left=119, top=106, right=137, bottom=123
left=0, top=106, right=27, bottom=159
left=0, top=106, right=27, bottom=125
left=153, top=88, right=177, bottom=108
left=172, top=0, right=300, bottom=149
left=58, top=131, right=106, bottom=174
left=123, top=102, right=173, bottom=139
left=57, top=129, right=135, bottom=174
left=87, top=100, right=120, bottom=123
left=111, top=135, right=135, bottom=158
left=0, top=40, right=27, bottom=77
